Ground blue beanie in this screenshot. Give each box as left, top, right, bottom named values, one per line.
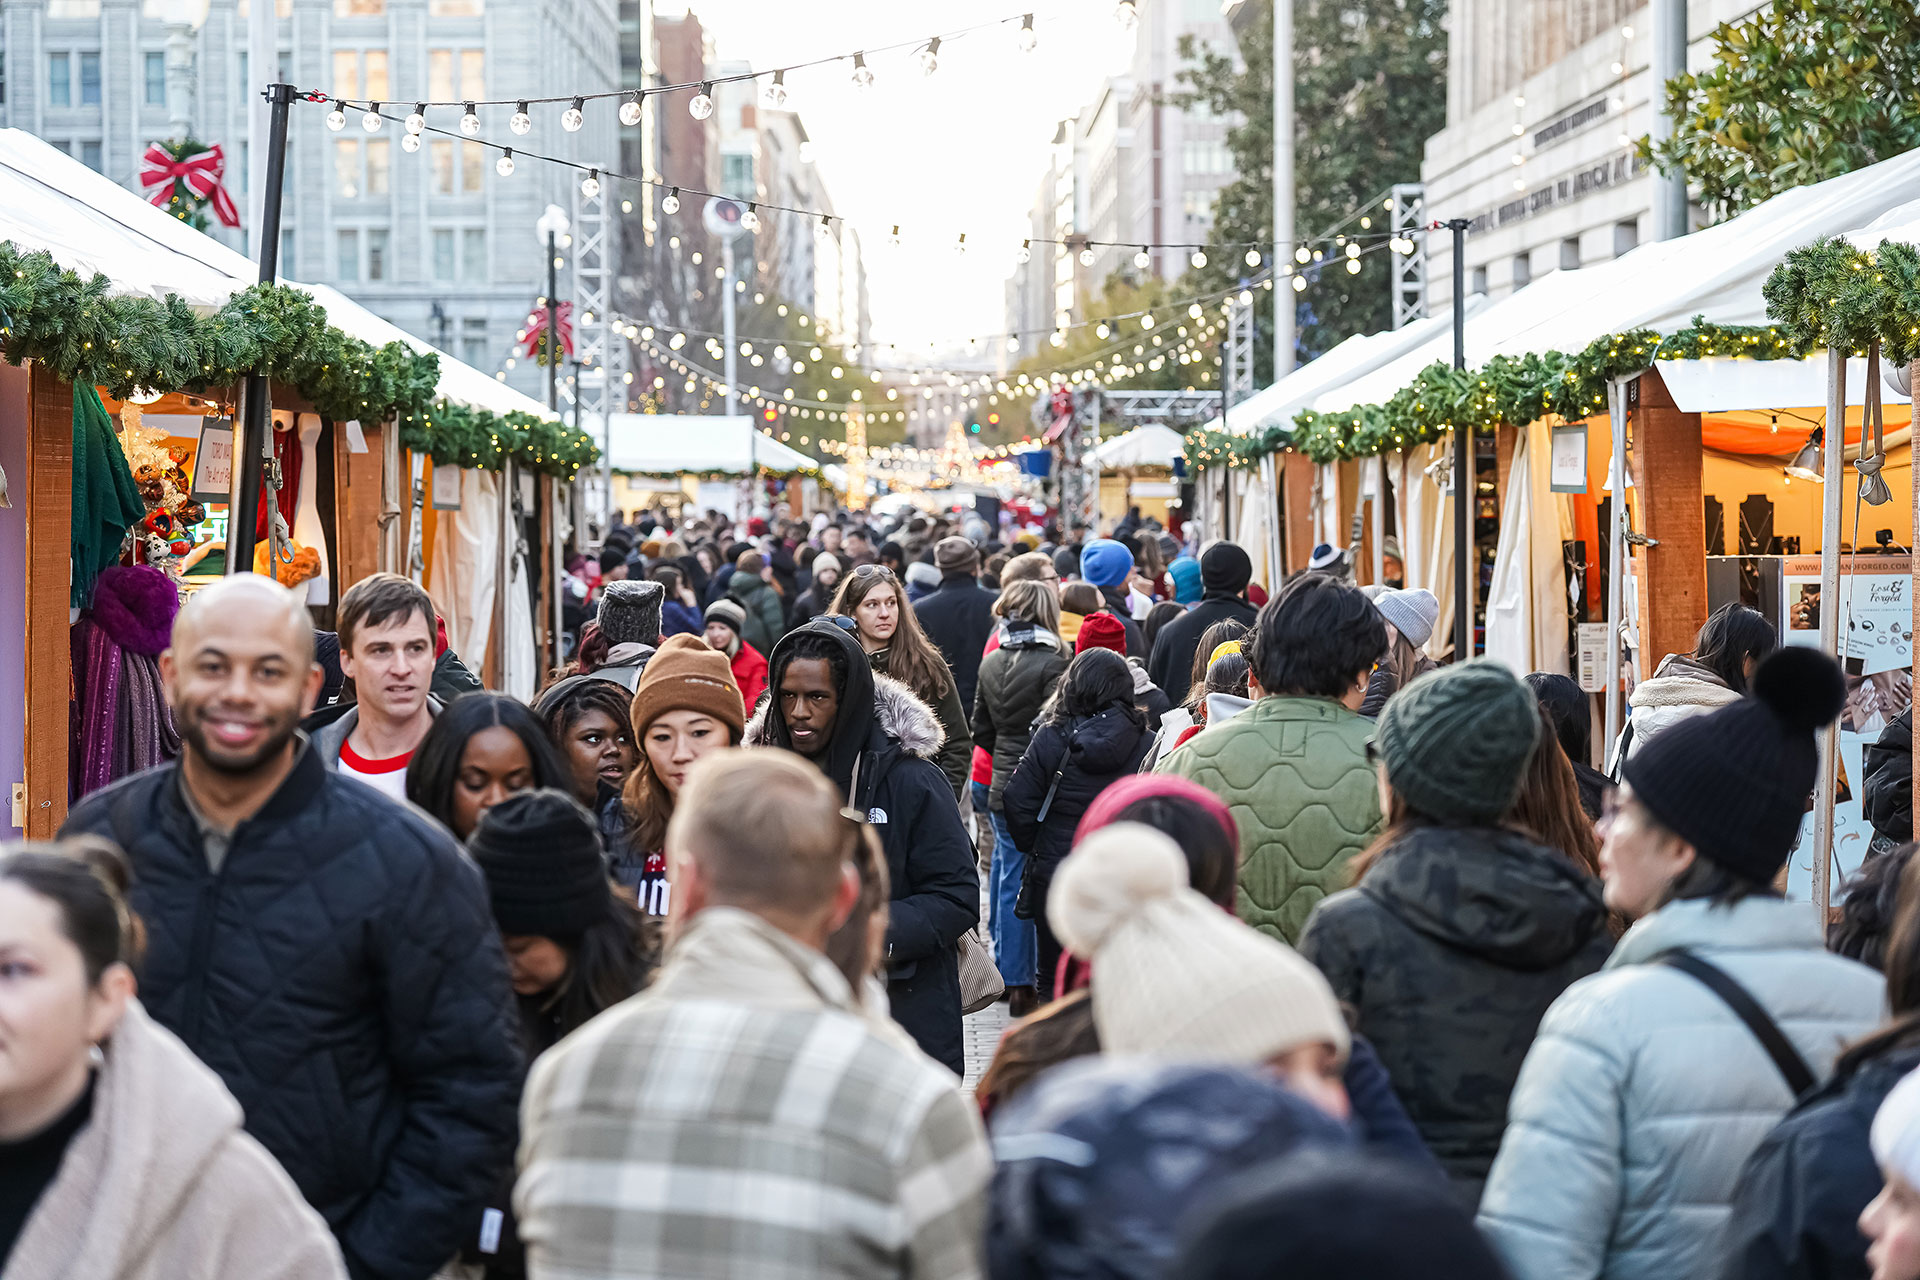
left=1081, top=538, right=1134, bottom=589
left=1169, top=556, right=1203, bottom=604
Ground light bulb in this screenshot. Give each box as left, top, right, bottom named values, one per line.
left=1018, top=12, right=1038, bottom=51
left=326, top=107, right=346, bottom=131
left=1346, top=258, right=1362, bottom=274
left=1295, top=245, right=1311, bottom=263
left=1511, top=152, right=1525, bottom=165
left=496, top=149, right=515, bottom=177
left=918, top=37, right=942, bottom=76
left=362, top=103, right=383, bottom=131
left=954, top=233, right=967, bottom=256
left=851, top=52, right=875, bottom=91
left=1245, top=248, right=1262, bottom=267
left=1050, top=331, right=1066, bottom=348
left=1079, top=247, right=1095, bottom=267
left=888, top=224, right=901, bottom=248
left=405, top=104, right=425, bottom=134
left=816, top=215, right=833, bottom=242
left=1007, top=336, right=1020, bottom=352
left=662, top=187, right=681, bottom=215
left=1514, top=95, right=1526, bottom=108
left=562, top=96, right=584, bottom=132
left=1610, top=60, right=1624, bottom=75
left=1190, top=249, right=1208, bottom=268
left=1188, top=303, right=1204, bottom=319
left=1115, top=0, right=1138, bottom=30
left=620, top=92, right=643, bottom=126
left=1345, top=242, right=1361, bottom=258
left=511, top=101, right=531, bottom=134
left=762, top=71, right=787, bottom=108
left=689, top=84, right=714, bottom=119
left=581, top=169, right=600, bottom=198
left=401, top=131, right=421, bottom=153
left=741, top=204, right=761, bottom=231
left=1133, top=247, right=1151, bottom=270
left=1293, top=275, right=1307, bottom=292
left=460, top=103, right=479, bottom=135
left=1016, top=240, right=1032, bottom=264
left=1140, top=313, right=1155, bottom=329
left=1096, top=322, right=1110, bottom=339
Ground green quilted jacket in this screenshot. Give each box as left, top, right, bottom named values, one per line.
left=1158, top=694, right=1382, bottom=944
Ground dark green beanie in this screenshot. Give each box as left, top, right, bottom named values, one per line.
left=1374, top=659, right=1541, bottom=825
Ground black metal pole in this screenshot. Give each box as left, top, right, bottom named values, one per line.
left=570, top=359, right=583, bottom=436
left=1449, top=217, right=1471, bottom=661
left=546, top=233, right=559, bottom=413
left=230, top=82, right=293, bottom=576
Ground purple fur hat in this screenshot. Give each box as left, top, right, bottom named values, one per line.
left=90, top=565, right=180, bottom=656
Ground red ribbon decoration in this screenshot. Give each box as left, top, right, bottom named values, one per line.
left=139, top=141, right=241, bottom=228
left=521, top=301, right=576, bottom=360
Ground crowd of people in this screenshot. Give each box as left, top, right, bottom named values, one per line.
left=6, top=498, right=1920, bottom=1280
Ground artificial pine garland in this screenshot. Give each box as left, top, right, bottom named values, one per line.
left=0, top=241, right=598, bottom=479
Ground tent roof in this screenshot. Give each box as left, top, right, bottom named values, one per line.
left=1315, top=146, right=1920, bottom=416
left=604, top=414, right=819, bottom=476
left=1091, top=424, right=1186, bottom=469
left=0, top=129, right=554, bottom=421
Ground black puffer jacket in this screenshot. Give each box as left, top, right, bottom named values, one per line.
left=746, top=675, right=978, bottom=1074
left=1864, top=708, right=1912, bottom=847
left=1298, top=824, right=1611, bottom=1204
left=973, top=624, right=1071, bottom=811
left=1003, top=702, right=1154, bottom=867
left=61, top=746, right=523, bottom=1280
left=912, top=574, right=999, bottom=710
left=1720, top=1039, right=1920, bottom=1280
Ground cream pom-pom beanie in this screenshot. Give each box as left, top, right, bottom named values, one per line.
left=1048, top=823, right=1350, bottom=1066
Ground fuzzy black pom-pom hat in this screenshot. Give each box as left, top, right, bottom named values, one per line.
left=1621, top=645, right=1847, bottom=882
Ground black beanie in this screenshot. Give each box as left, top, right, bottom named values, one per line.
left=1622, top=646, right=1846, bottom=883
left=1200, top=542, right=1253, bottom=595
left=469, top=789, right=610, bottom=940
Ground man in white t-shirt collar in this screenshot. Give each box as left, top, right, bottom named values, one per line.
left=312, top=573, right=439, bottom=804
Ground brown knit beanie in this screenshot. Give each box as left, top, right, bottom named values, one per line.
left=630, top=633, right=746, bottom=738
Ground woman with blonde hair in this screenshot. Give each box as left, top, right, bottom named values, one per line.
left=828, top=564, right=972, bottom=797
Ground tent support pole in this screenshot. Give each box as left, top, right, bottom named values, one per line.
left=1259, top=451, right=1282, bottom=591
left=1371, top=454, right=1388, bottom=585
left=230, top=82, right=292, bottom=577
left=1912, top=358, right=1919, bottom=846
left=1812, top=348, right=1846, bottom=917
left=1448, top=217, right=1471, bottom=659
left=1603, top=377, right=1631, bottom=757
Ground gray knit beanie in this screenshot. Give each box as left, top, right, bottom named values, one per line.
left=597, top=579, right=664, bottom=647
left=1373, top=659, right=1540, bottom=825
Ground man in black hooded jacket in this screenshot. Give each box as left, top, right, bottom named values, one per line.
left=745, top=619, right=979, bottom=1073
left=1147, top=542, right=1259, bottom=706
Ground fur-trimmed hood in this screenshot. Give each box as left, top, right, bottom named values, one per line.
left=743, top=671, right=945, bottom=761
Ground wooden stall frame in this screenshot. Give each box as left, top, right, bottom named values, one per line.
left=24, top=367, right=73, bottom=837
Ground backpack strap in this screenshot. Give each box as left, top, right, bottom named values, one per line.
left=1655, top=949, right=1816, bottom=1098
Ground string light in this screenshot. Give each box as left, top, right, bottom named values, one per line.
left=581, top=169, right=600, bottom=198
left=1079, top=246, right=1096, bottom=267
left=761, top=71, right=788, bottom=108
left=954, top=232, right=967, bottom=256
left=918, top=37, right=942, bottom=77
left=562, top=96, right=585, bottom=132
left=662, top=187, right=681, bottom=215
left=1190, top=249, right=1207, bottom=268
left=741, top=203, right=761, bottom=231
left=401, top=131, right=421, bottom=153
left=496, top=149, right=515, bottom=177
left=326, top=106, right=346, bottom=130
left=689, top=83, right=714, bottom=119
left=620, top=91, right=643, bottom=126
left=460, top=102, right=479, bottom=135
left=511, top=101, right=532, bottom=134
left=816, top=214, right=834, bottom=242
left=1017, top=13, right=1038, bottom=51
left=1016, top=239, right=1032, bottom=264
left=1115, top=0, right=1138, bottom=30
left=888, top=224, right=902, bottom=249
left=362, top=102, right=383, bottom=131
left=405, top=104, right=425, bottom=134
left=851, top=52, right=875, bottom=91
left=1244, top=248, right=1261, bottom=267
left=1133, top=247, right=1151, bottom=270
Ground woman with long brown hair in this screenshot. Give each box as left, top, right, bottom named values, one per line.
left=617, top=634, right=746, bottom=915
left=828, top=564, right=972, bottom=797
left=1505, top=702, right=1603, bottom=882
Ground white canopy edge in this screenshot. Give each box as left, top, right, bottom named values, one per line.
left=1653, top=356, right=1893, bottom=413
left=604, top=413, right=818, bottom=475
left=1091, top=424, right=1187, bottom=469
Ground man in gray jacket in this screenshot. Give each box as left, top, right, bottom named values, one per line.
left=311, top=573, right=440, bottom=804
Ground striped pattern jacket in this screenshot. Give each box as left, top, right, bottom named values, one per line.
left=514, top=906, right=991, bottom=1280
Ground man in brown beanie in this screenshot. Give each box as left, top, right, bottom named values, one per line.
left=912, top=535, right=996, bottom=711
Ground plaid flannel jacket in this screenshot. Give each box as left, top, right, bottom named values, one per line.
left=514, top=907, right=991, bottom=1280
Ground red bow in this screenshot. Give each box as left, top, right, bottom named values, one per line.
left=139, top=142, right=241, bottom=228
left=521, top=302, right=575, bottom=359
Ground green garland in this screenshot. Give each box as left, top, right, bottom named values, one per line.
left=1182, top=321, right=1805, bottom=469
left=1763, top=236, right=1920, bottom=365
left=0, top=241, right=599, bottom=478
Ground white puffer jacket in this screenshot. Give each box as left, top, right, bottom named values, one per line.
left=1622, top=654, right=1741, bottom=762
left=1477, top=897, right=1884, bottom=1280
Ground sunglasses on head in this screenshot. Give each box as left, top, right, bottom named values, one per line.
left=850, top=564, right=896, bottom=581
left=818, top=614, right=860, bottom=634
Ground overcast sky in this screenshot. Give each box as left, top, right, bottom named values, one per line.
left=682, top=0, right=1139, bottom=360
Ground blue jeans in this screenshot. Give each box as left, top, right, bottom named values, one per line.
left=975, top=781, right=1036, bottom=988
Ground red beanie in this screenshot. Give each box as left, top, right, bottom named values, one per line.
left=1075, top=610, right=1128, bottom=656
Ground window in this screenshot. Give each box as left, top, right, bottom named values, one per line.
left=48, top=55, right=70, bottom=107
left=279, top=51, right=292, bottom=83
left=429, top=50, right=454, bottom=100
left=366, top=229, right=389, bottom=280
left=365, top=138, right=389, bottom=196
left=460, top=51, right=484, bottom=98
left=460, top=141, right=485, bottom=191
left=430, top=139, right=454, bottom=194
left=461, top=318, right=487, bottom=368
left=336, top=229, right=359, bottom=280
left=144, top=52, right=165, bottom=105
left=1471, top=264, right=1488, bottom=295
left=334, top=0, right=384, bottom=13
left=1614, top=218, right=1640, bottom=258
left=1182, top=139, right=1229, bottom=174
left=432, top=229, right=455, bottom=280
left=721, top=152, right=753, bottom=199
left=1182, top=188, right=1212, bottom=222
left=1512, top=253, right=1532, bottom=290
left=79, top=52, right=101, bottom=106
left=334, top=139, right=360, bottom=198
left=280, top=227, right=295, bottom=272
left=239, top=51, right=247, bottom=94
left=363, top=50, right=388, bottom=102
left=332, top=50, right=358, bottom=100
left=81, top=140, right=101, bottom=171
left=461, top=228, right=485, bottom=281
left=431, top=0, right=483, bottom=15
left=1559, top=236, right=1581, bottom=271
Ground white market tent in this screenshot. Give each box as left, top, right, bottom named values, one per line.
left=603, top=413, right=820, bottom=476
left=0, top=128, right=552, bottom=421
left=1315, top=147, right=1920, bottom=417
left=1091, top=424, right=1186, bottom=469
